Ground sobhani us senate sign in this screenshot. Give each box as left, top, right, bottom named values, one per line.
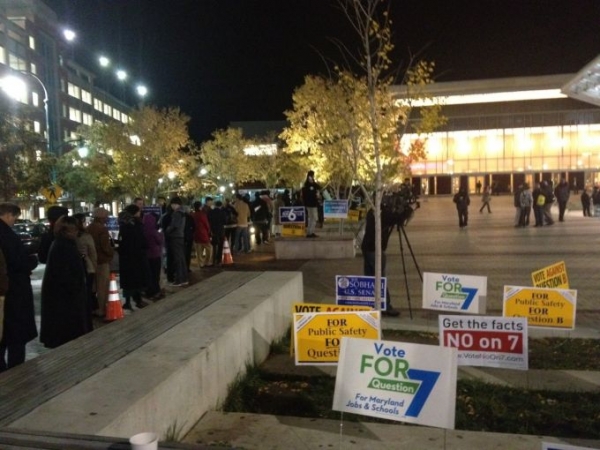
left=333, top=338, right=457, bottom=429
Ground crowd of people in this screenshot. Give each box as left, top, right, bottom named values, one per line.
left=453, top=176, right=599, bottom=228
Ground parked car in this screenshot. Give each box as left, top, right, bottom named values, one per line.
left=12, top=223, right=48, bottom=255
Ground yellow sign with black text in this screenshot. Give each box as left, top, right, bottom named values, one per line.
left=282, top=223, right=305, bottom=237
left=531, top=261, right=569, bottom=289
left=503, top=285, right=576, bottom=329
left=292, top=302, right=372, bottom=314
left=293, top=311, right=380, bottom=365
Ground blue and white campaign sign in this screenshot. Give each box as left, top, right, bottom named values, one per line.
left=336, top=275, right=387, bottom=310
left=142, top=205, right=163, bottom=217
left=439, top=315, right=529, bottom=370
left=323, top=200, right=349, bottom=219
left=423, top=272, right=487, bottom=314
left=279, top=206, right=305, bottom=224
left=333, top=338, right=457, bottom=429
left=542, top=443, right=599, bottom=450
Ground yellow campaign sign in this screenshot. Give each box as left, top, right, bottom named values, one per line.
left=293, top=311, right=381, bottom=365
left=531, top=261, right=569, bottom=289
left=503, top=285, right=577, bottom=329
left=347, top=209, right=361, bottom=222
left=282, top=223, right=305, bottom=237
left=292, top=302, right=373, bottom=314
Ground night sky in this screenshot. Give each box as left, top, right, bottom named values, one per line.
left=43, top=0, right=600, bottom=142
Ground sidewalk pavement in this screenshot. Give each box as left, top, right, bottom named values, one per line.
left=182, top=194, right=600, bottom=449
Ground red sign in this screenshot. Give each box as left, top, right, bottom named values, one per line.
left=443, top=330, right=523, bottom=354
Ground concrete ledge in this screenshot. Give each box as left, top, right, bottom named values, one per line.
left=7, top=271, right=302, bottom=440
left=275, top=235, right=355, bottom=259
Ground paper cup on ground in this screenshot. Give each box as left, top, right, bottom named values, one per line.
left=129, top=432, right=158, bottom=450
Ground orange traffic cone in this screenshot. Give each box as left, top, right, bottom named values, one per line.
left=222, top=237, right=234, bottom=265
left=105, top=273, right=125, bottom=321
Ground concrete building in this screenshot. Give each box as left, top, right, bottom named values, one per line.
left=399, top=70, right=600, bottom=195
left=0, top=0, right=133, bottom=156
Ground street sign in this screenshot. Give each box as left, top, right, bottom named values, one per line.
left=40, top=185, right=63, bottom=204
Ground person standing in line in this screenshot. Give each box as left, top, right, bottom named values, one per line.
left=40, top=216, right=91, bottom=349
left=251, top=192, right=270, bottom=245
left=532, top=182, right=545, bottom=227
left=38, top=205, right=69, bottom=263
left=73, top=213, right=97, bottom=329
left=192, top=201, right=212, bottom=268
left=479, top=185, right=492, bottom=213
left=0, top=248, right=7, bottom=341
left=160, top=203, right=174, bottom=283
left=0, top=203, right=38, bottom=371
left=452, top=187, right=470, bottom=228
left=581, top=187, right=592, bottom=217
left=233, top=193, right=252, bottom=253
left=182, top=205, right=195, bottom=272
left=301, top=170, right=321, bottom=238
left=223, top=198, right=238, bottom=245
left=541, top=181, right=555, bottom=225
left=118, top=204, right=151, bottom=309
left=142, top=212, right=164, bottom=300
left=87, top=208, right=114, bottom=317
left=208, top=200, right=227, bottom=266
left=554, top=177, right=570, bottom=222
left=518, top=183, right=533, bottom=227
left=273, top=193, right=285, bottom=237
left=165, top=197, right=189, bottom=287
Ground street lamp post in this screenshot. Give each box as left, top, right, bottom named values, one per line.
left=1, top=71, right=52, bottom=155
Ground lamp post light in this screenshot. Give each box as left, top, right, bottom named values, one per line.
left=1, top=72, right=52, bottom=155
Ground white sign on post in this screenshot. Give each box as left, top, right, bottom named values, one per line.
left=423, top=272, right=487, bottom=314
left=333, top=338, right=457, bottom=429
left=439, top=315, right=529, bottom=370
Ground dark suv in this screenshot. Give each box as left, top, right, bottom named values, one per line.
left=12, top=223, right=48, bottom=255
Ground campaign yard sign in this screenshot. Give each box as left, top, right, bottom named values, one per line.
left=279, top=206, right=305, bottom=223
left=423, top=272, right=487, bottom=314
left=323, top=200, right=349, bottom=219
left=336, top=275, right=387, bottom=310
left=503, top=286, right=577, bottom=329
left=531, top=261, right=569, bottom=288
left=333, top=338, right=457, bottom=429
left=293, top=311, right=380, bottom=365
left=293, top=303, right=372, bottom=314
left=439, top=315, right=528, bottom=370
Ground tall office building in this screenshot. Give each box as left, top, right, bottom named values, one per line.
left=0, top=0, right=132, bottom=156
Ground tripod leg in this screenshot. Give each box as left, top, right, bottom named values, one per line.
left=398, top=229, right=413, bottom=320
left=401, top=226, right=423, bottom=282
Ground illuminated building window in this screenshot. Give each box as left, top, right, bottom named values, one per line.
left=33, top=121, right=40, bottom=133
left=112, top=109, right=120, bottom=120
left=8, top=53, right=26, bottom=71
left=81, top=89, right=92, bottom=104
left=0, top=45, right=5, bottom=64
left=28, top=35, right=35, bottom=50
left=83, top=112, right=93, bottom=125
left=32, top=91, right=38, bottom=107
left=30, top=62, right=36, bottom=74
left=94, top=98, right=103, bottom=112
left=103, top=104, right=112, bottom=116
left=69, top=107, right=82, bottom=123
left=67, top=82, right=80, bottom=99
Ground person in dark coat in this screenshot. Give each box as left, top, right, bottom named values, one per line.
left=142, top=212, right=164, bottom=300
left=0, top=247, right=7, bottom=341
left=0, top=203, right=38, bottom=371
left=208, top=200, right=228, bottom=266
left=453, top=187, right=470, bottom=228
left=40, top=216, right=91, bottom=349
left=37, top=205, right=69, bottom=263
left=118, top=204, right=149, bottom=310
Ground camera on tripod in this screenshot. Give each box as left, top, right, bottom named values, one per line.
left=381, top=181, right=420, bottom=228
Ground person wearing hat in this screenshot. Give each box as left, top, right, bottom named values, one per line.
left=87, top=208, right=115, bottom=317
left=38, top=205, right=69, bottom=264
left=301, top=170, right=321, bottom=238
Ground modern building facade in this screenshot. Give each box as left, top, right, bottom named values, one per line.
left=399, top=71, right=600, bottom=195
left=0, top=0, right=132, bottom=156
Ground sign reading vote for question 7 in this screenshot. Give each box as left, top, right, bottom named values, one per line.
left=503, top=286, right=577, bottom=329
left=423, top=272, right=487, bottom=314
left=438, top=315, right=528, bottom=370
left=333, top=338, right=457, bottom=429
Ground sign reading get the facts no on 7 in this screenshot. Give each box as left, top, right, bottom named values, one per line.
left=293, top=311, right=380, bottom=365
left=503, top=285, right=577, bottom=329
